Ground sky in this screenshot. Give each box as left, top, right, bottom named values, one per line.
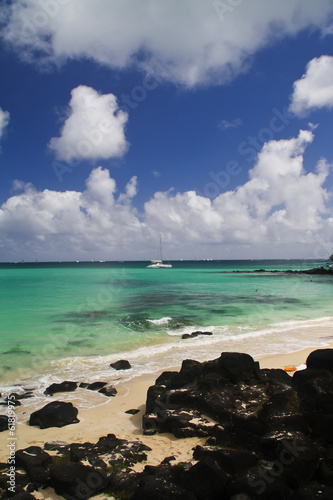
left=1, top=0, right=333, bottom=262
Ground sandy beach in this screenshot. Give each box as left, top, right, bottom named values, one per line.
left=1, top=342, right=332, bottom=475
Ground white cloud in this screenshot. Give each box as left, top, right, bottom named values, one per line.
left=0, top=130, right=332, bottom=261
left=289, top=56, right=333, bottom=116
left=1, top=1, right=333, bottom=87
left=0, top=107, right=10, bottom=140
left=118, top=176, right=138, bottom=203
left=48, top=85, right=128, bottom=162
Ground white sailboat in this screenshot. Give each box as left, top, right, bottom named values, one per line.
left=146, top=237, right=172, bottom=268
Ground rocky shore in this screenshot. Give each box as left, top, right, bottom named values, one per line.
left=231, top=266, right=333, bottom=275
left=1, top=349, right=333, bottom=499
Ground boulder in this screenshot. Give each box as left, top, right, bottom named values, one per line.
left=44, top=381, right=77, bottom=396
left=131, top=461, right=195, bottom=500
left=154, top=370, right=181, bottom=389
left=226, top=460, right=291, bottom=500
left=133, top=475, right=196, bottom=500
left=110, top=359, right=131, bottom=370
left=0, top=415, right=8, bottom=432
left=108, top=469, right=143, bottom=499
left=49, top=462, right=108, bottom=498
left=67, top=433, right=151, bottom=469
left=86, top=381, right=107, bottom=391
left=182, top=330, right=213, bottom=339
left=5, top=394, right=21, bottom=406
left=306, top=349, right=333, bottom=372
left=179, top=359, right=203, bottom=382
left=29, top=401, right=79, bottom=429
left=15, top=446, right=52, bottom=484
left=293, top=368, right=333, bottom=412
left=98, top=385, right=117, bottom=396
left=218, top=352, right=260, bottom=383
left=181, top=455, right=229, bottom=499
left=192, top=446, right=258, bottom=475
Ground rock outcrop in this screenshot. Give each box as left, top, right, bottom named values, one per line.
left=2, top=349, right=333, bottom=499
left=29, top=401, right=79, bottom=429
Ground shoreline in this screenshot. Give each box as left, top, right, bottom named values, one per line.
left=1, top=342, right=332, bottom=467
left=1, top=314, right=332, bottom=396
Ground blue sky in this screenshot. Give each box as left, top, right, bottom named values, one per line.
left=1, top=0, right=333, bottom=261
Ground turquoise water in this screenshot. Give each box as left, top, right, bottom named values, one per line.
left=1, top=259, right=333, bottom=410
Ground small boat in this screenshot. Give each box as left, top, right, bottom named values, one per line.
left=147, top=237, right=172, bottom=268
left=147, top=259, right=172, bottom=269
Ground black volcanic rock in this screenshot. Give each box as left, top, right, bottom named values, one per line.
left=44, top=381, right=77, bottom=396
left=181, top=455, right=230, bottom=499
left=15, top=446, right=52, bottom=484
left=29, top=401, right=79, bottom=429
left=293, top=368, right=333, bottom=412
left=125, top=408, right=140, bottom=415
left=66, top=433, right=151, bottom=469
left=98, top=384, right=117, bottom=396
left=218, top=351, right=260, bottom=383
left=8, top=348, right=333, bottom=499
left=108, top=469, right=143, bottom=499
left=49, top=462, right=108, bottom=498
left=133, top=475, right=196, bottom=500
left=306, top=348, right=333, bottom=372
left=182, top=330, right=213, bottom=339
left=110, top=359, right=131, bottom=370
left=86, top=381, right=107, bottom=391
left=0, top=415, right=8, bottom=432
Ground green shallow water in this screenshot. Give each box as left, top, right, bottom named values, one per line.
left=0, top=259, right=333, bottom=391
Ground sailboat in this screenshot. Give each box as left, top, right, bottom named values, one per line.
left=146, top=236, right=172, bottom=268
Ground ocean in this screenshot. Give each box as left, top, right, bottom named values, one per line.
left=1, top=259, right=333, bottom=417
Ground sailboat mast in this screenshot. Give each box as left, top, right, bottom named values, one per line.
left=160, top=235, right=163, bottom=261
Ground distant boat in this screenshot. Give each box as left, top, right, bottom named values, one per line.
left=147, top=237, right=172, bottom=268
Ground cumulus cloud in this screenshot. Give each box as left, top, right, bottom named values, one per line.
left=0, top=131, right=332, bottom=261
left=289, top=56, right=333, bottom=116
left=0, top=107, right=10, bottom=140
left=48, top=85, right=128, bottom=162
left=1, top=1, right=333, bottom=87
left=0, top=167, right=145, bottom=261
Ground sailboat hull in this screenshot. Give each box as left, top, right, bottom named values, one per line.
left=146, top=263, right=172, bottom=268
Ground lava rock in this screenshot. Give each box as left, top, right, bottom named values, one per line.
left=29, top=401, right=79, bottom=429
left=181, top=455, right=229, bottom=499
left=15, top=446, right=52, bottom=484
left=49, top=461, right=108, bottom=498
left=182, top=330, right=213, bottom=339
left=86, top=381, right=107, bottom=391
left=218, top=351, right=260, bottom=383
left=44, top=381, right=77, bottom=396
left=110, top=359, right=131, bottom=370
left=133, top=475, right=196, bottom=500
left=226, top=459, right=292, bottom=500
left=0, top=415, right=8, bottom=432
left=293, top=368, right=333, bottom=412
left=306, top=349, right=333, bottom=372
left=108, top=469, right=143, bottom=499
left=98, top=385, right=117, bottom=396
